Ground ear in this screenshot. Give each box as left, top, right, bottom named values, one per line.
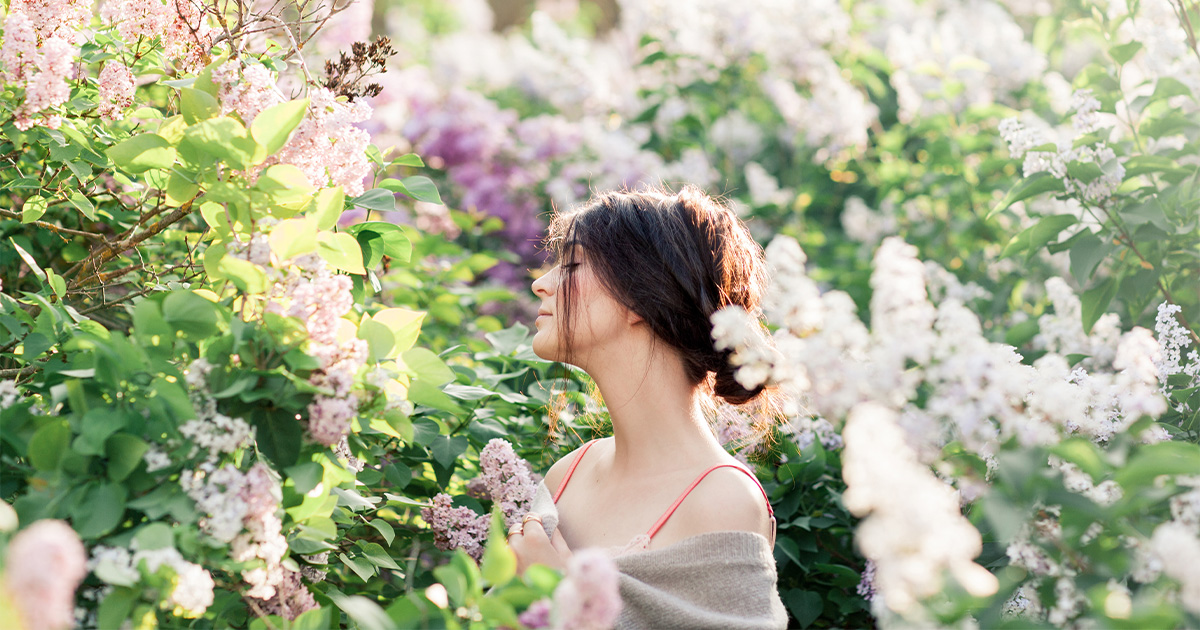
left=626, top=308, right=644, bottom=326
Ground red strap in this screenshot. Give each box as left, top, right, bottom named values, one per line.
left=645, top=464, right=774, bottom=540
left=552, top=439, right=599, bottom=503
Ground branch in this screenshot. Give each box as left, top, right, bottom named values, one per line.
left=0, top=209, right=107, bottom=240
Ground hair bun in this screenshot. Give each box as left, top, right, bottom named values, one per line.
left=712, top=354, right=765, bottom=406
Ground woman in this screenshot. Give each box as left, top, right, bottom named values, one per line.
left=508, top=186, right=789, bottom=629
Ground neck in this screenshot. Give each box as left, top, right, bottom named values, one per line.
left=579, top=334, right=724, bottom=476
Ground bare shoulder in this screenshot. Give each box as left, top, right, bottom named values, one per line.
left=542, top=438, right=608, bottom=496
left=656, top=463, right=773, bottom=544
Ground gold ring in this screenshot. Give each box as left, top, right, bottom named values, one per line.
left=522, top=513, right=542, bottom=526
left=507, top=526, right=523, bottom=539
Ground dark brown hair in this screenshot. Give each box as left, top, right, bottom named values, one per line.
left=543, top=185, right=775, bottom=408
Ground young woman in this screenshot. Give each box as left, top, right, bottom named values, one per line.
left=507, top=187, right=789, bottom=629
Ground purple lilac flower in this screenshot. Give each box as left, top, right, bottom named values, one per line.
left=479, top=438, right=539, bottom=529
left=519, top=598, right=553, bottom=629
left=421, top=493, right=490, bottom=560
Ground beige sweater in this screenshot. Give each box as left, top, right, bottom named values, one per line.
left=530, top=482, right=789, bottom=630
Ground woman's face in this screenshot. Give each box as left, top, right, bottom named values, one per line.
left=530, top=245, right=631, bottom=366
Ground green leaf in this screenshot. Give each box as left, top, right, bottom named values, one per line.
left=250, top=407, right=302, bottom=468
left=1115, top=441, right=1200, bottom=488
left=402, top=348, right=455, bottom=385
left=106, top=433, right=149, bottom=482
left=218, top=256, right=269, bottom=293
left=318, top=231, right=367, bottom=275
left=21, top=196, right=47, bottom=223
left=1002, top=214, right=1077, bottom=258
left=268, top=217, right=318, bottom=261
left=165, top=171, right=200, bottom=207
left=1066, top=161, right=1104, bottom=183
left=311, top=186, right=346, bottom=230
left=352, top=188, right=397, bottom=213
left=356, top=541, right=402, bottom=571
left=430, top=435, right=469, bottom=469
left=339, top=552, right=377, bottom=581
left=329, top=593, right=395, bottom=630
left=107, top=134, right=177, bottom=173
left=162, top=290, right=221, bottom=338
left=1068, top=229, right=1109, bottom=285
left=786, top=589, right=824, bottom=629
left=74, top=408, right=127, bottom=456
left=46, top=269, right=66, bottom=300
left=391, top=153, right=424, bottom=167
left=1081, top=277, right=1118, bottom=334
left=369, top=520, right=396, bottom=546
left=398, top=176, right=443, bottom=204
left=134, top=522, right=174, bottom=550
left=1050, top=438, right=1109, bottom=482
left=255, top=163, right=314, bottom=211
left=481, top=509, right=516, bottom=586
left=348, top=223, right=412, bottom=263
left=251, top=98, right=309, bottom=155
left=1121, top=196, right=1171, bottom=231
left=182, top=117, right=264, bottom=170
left=97, top=589, right=137, bottom=630
left=358, top=316, right=395, bottom=362
left=1004, top=319, right=1040, bottom=348
left=29, top=419, right=71, bottom=471
left=180, top=87, right=220, bottom=124
left=1109, top=41, right=1143, bottom=65
left=68, top=191, right=96, bottom=220
left=74, top=483, right=128, bottom=539
left=10, top=238, right=45, bottom=280
left=990, top=172, right=1065, bottom=218
left=285, top=462, right=323, bottom=495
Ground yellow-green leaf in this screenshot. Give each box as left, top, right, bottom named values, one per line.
left=107, top=134, right=177, bottom=174
left=311, top=186, right=346, bottom=230
left=180, top=87, right=220, bottom=124
left=21, top=196, right=47, bottom=223
left=269, top=217, right=318, bottom=261
left=317, top=232, right=366, bottom=275
left=251, top=98, right=309, bottom=155
left=372, top=308, right=425, bottom=356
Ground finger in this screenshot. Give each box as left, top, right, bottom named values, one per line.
left=522, top=512, right=543, bottom=526
left=549, top=527, right=573, bottom=559
left=520, top=518, right=551, bottom=546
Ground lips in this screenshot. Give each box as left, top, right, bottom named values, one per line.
left=538, top=309, right=552, bottom=317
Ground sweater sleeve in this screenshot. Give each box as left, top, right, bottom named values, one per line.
left=528, top=480, right=559, bottom=538
left=612, top=532, right=789, bottom=630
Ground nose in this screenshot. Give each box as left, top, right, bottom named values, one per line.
left=532, top=266, right=556, bottom=299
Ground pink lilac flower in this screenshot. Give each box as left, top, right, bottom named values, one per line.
left=97, top=61, right=136, bottom=121
left=307, top=394, right=358, bottom=446
left=0, top=13, right=39, bottom=83
left=4, top=519, right=88, bottom=630
left=552, top=548, right=622, bottom=630
left=212, top=60, right=283, bottom=124
left=421, top=493, right=490, bottom=560
left=99, top=0, right=171, bottom=43
left=253, top=568, right=317, bottom=621
left=161, top=0, right=214, bottom=72
left=12, top=36, right=76, bottom=130
left=9, top=0, right=93, bottom=43
left=270, top=87, right=372, bottom=197
left=479, top=438, right=539, bottom=529
left=519, top=598, right=553, bottom=629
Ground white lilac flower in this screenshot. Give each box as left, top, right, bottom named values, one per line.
left=1151, top=521, right=1200, bottom=614
left=136, top=547, right=215, bottom=617
left=842, top=403, right=997, bottom=615
left=179, top=413, right=255, bottom=459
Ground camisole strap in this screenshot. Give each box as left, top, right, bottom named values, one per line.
left=552, top=439, right=600, bottom=503
left=645, top=463, right=775, bottom=540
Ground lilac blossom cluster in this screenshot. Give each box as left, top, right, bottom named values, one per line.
left=97, top=62, right=136, bottom=121
left=180, top=357, right=257, bottom=459
left=420, top=493, right=491, bottom=560
left=1000, top=90, right=1127, bottom=206
left=212, top=63, right=373, bottom=197
left=265, top=254, right=368, bottom=446
left=842, top=402, right=998, bottom=616
left=711, top=233, right=1183, bottom=617
left=479, top=438, right=540, bottom=529
left=0, top=0, right=83, bottom=131
left=90, top=544, right=216, bottom=617
left=3, top=519, right=88, bottom=630
left=99, top=0, right=214, bottom=71
left=1155, top=302, right=1200, bottom=399
left=551, top=548, right=623, bottom=630
left=179, top=460, right=315, bottom=617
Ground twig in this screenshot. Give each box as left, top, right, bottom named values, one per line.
left=0, top=210, right=106, bottom=239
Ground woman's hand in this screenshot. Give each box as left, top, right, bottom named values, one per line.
left=508, top=513, right=572, bottom=574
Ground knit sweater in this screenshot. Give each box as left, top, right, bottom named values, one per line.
left=530, top=482, right=789, bottom=630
